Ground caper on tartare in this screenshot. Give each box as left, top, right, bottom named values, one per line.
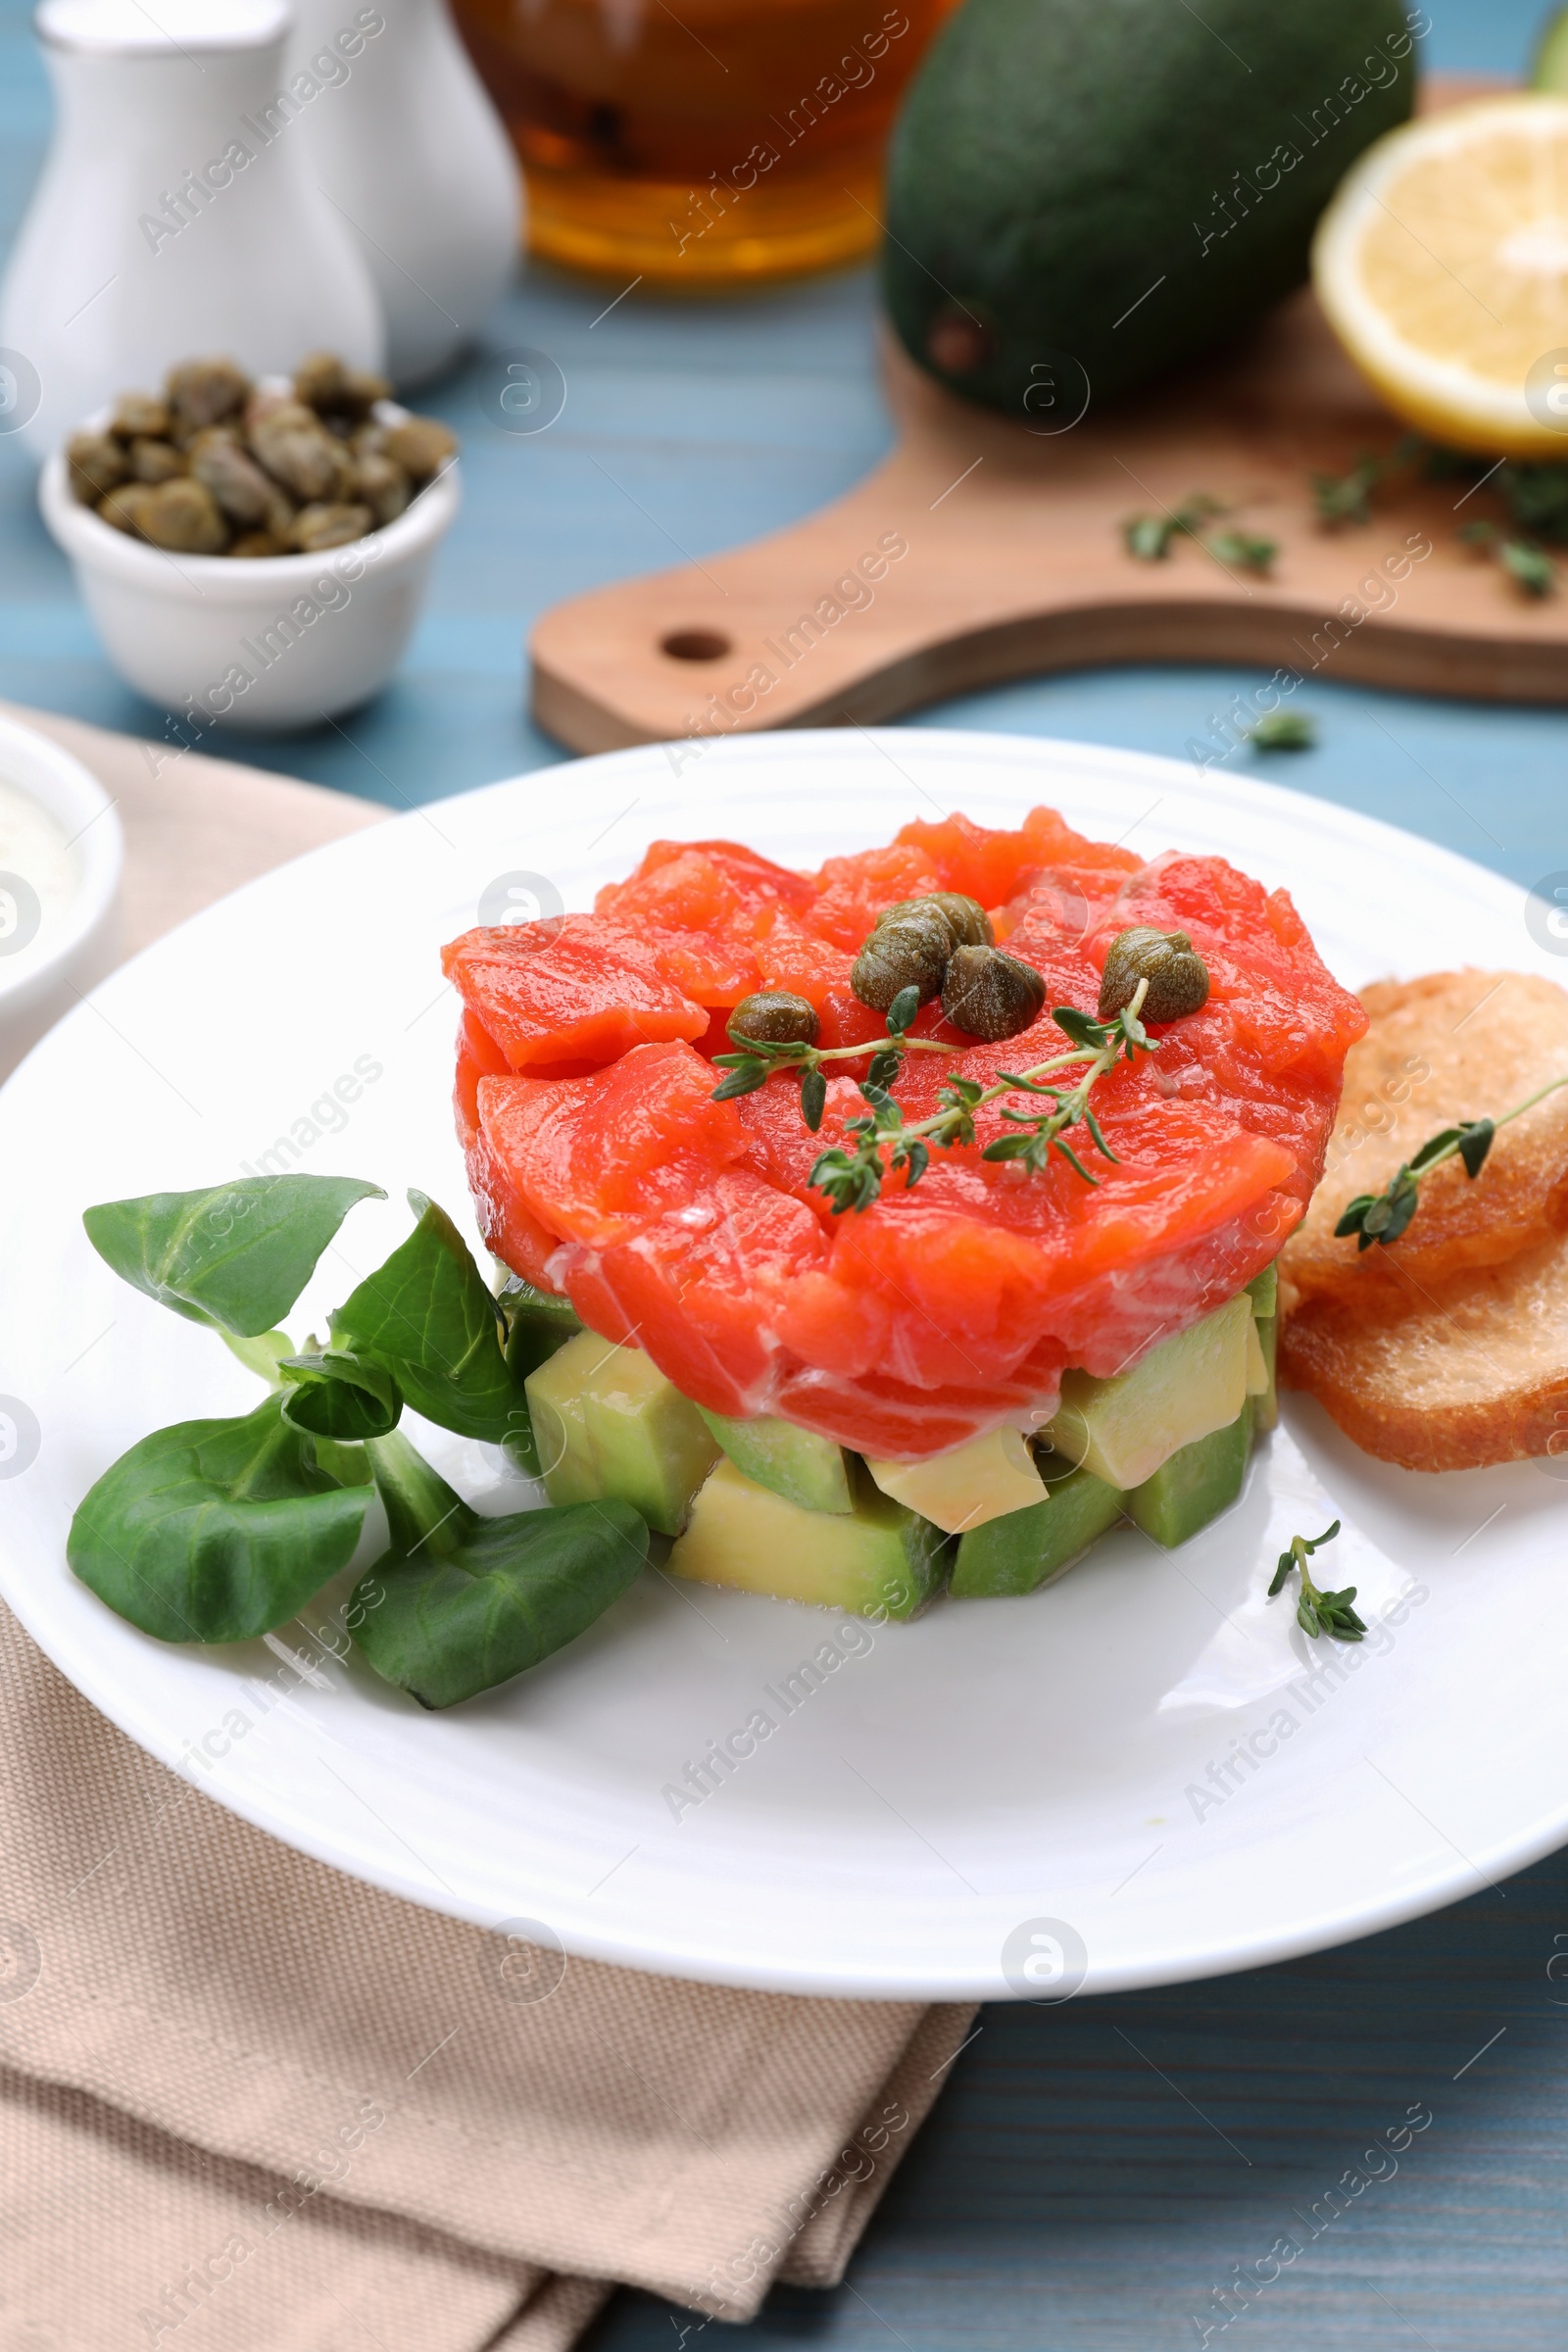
left=941, top=944, right=1048, bottom=1042
left=1098, top=927, right=1210, bottom=1023
left=728, top=990, right=821, bottom=1046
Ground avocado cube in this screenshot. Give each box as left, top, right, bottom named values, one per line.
left=950, top=1462, right=1125, bottom=1597
left=1046, top=1294, right=1251, bottom=1491
left=669, top=1456, right=951, bottom=1620
left=1126, top=1407, right=1251, bottom=1548
left=524, top=1330, right=719, bottom=1537
left=1247, top=1262, right=1278, bottom=1319
left=696, top=1405, right=855, bottom=1514
left=866, top=1425, right=1048, bottom=1535
left=1250, top=1312, right=1279, bottom=1435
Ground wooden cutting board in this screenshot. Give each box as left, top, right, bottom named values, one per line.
left=530, top=80, right=1567, bottom=756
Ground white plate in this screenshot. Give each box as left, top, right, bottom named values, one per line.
left=1, top=730, right=1563, bottom=2002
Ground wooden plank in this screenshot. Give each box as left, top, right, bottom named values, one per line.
left=532, top=84, right=1566, bottom=754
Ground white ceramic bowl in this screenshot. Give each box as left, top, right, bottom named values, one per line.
left=39, top=404, right=459, bottom=732
left=0, top=710, right=122, bottom=1082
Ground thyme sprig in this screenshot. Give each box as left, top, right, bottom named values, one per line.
left=1268, top=1520, right=1362, bottom=1642
left=711, top=984, right=956, bottom=1133
left=1335, top=1072, right=1568, bottom=1252
left=808, top=981, right=1155, bottom=1215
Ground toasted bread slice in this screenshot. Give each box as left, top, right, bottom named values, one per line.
left=1282, top=970, right=1568, bottom=1305
left=1279, top=1231, right=1568, bottom=1470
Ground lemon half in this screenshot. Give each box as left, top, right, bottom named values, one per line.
left=1313, top=94, right=1568, bottom=458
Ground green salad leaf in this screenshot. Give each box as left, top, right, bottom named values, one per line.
left=72, top=1173, right=652, bottom=1700
left=279, top=1349, right=402, bottom=1442
left=351, top=1431, right=648, bottom=1707
left=498, top=1276, right=581, bottom=1472
left=83, top=1176, right=384, bottom=1336
left=67, top=1393, right=369, bottom=1642
left=331, top=1192, right=523, bottom=1445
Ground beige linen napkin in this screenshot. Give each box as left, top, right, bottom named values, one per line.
left=0, top=706, right=974, bottom=2352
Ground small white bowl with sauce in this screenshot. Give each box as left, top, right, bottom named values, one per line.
left=0, top=712, right=122, bottom=1081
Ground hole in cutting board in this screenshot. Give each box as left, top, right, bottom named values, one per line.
left=661, top=628, right=731, bottom=662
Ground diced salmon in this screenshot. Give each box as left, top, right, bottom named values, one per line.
left=456, top=808, right=1365, bottom=1458
left=597, top=839, right=815, bottom=923
left=475, top=1042, right=750, bottom=1250
left=443, top=916, right=709, bottom=1072
left=806, top=845, right=943, bottom=951
left=894, top=808, right=1143, bottom=913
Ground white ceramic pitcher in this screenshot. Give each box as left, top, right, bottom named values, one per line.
left=286, top=0, right=521, bottom=385
left=0, top=0, right=385, bottom=461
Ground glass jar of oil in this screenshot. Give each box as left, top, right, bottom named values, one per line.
left=453, top=0, right=960, bottom=290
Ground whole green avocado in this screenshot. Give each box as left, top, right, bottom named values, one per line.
left=883, top=0, right=1418, bottom=418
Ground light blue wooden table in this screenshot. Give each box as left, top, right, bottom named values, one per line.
left=3, top=3, right=1566, bottom=2342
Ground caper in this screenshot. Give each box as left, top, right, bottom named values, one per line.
left=1098, top=926, right=1210, bottom=1023
left=728, top=990, right=819, bottom=1046
left=941, top=945, right=1047, bottom=1042
left=884, top=892, right=994, bottom=950
left=851, top=906, right=953, bottom=1010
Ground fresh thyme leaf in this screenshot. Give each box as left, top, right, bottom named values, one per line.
left=1270, top=1520, right=1358, bottom=1642
left=887, top=984, right=920, bottom=1036
left=865, top=1048, right=904, bottom=1092
left=1406, top=1120, right=1494, bottom=1179
left=1455, top=1118, right=1494, bottom=1178
left=710, top=1059, right=770, bottom=1101
left=1052, top=1004, right=1106, bottom=1052
left=719, top=1036, right=807, bottom=1061
left=801, top=1065, right=828, bottom=1132
left=1081, top=1105, right=1118, bottom=1162
left=1358, top=1168, right=1420, bottom=1247
left=1053, top=1138, right=1102, bottom=1186
left=902, top=1139, right=930, bottom=1189
left=1405, top=1126, right=1463, bottom=1175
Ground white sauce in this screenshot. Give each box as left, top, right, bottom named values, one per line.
left=0, top=774, right=79, bottom=978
